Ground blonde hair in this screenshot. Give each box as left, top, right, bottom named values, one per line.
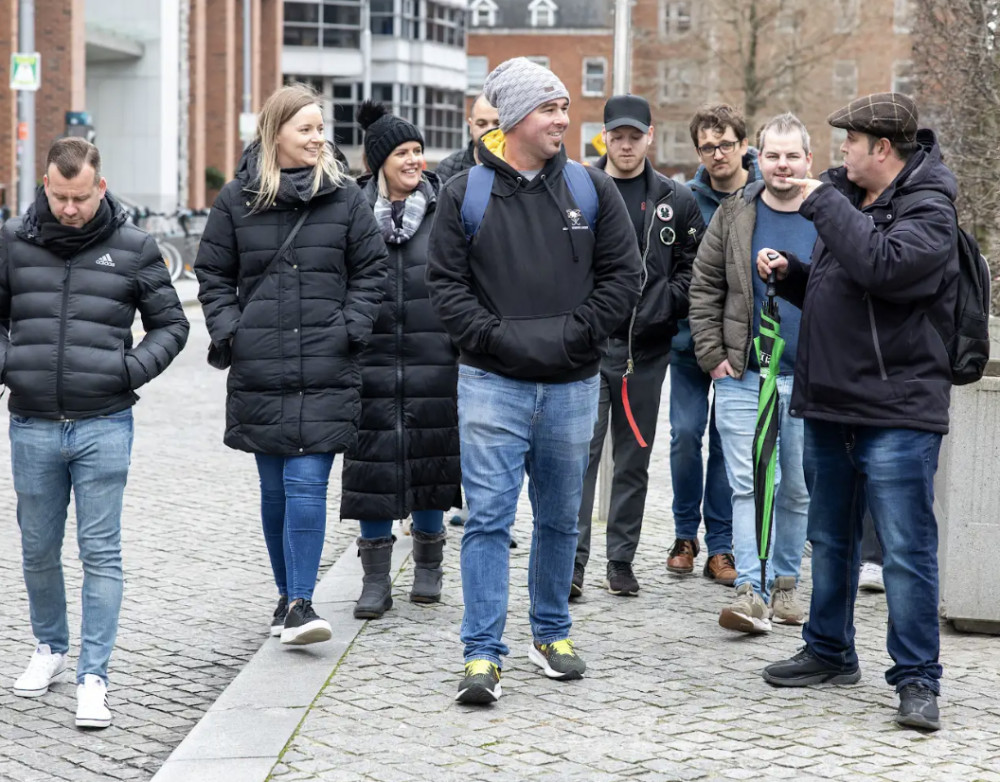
left=250, top=84, right=345, bottom=212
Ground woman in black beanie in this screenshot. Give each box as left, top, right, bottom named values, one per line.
left=343, top=100, right=461, bottom=619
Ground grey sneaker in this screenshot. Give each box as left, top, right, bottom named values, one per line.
left=529, top=639, right=586, bottom=680
left=859, top=562, right=885, bottom=593
left=770, top=576, right=806, bottom=625
left=719, top=583, right=772, bottom=634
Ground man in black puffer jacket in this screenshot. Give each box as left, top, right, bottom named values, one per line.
left=757, top=93, right=958, bottom=733
left=1, top=138, right=188, bottom=729
left=434, top=94, right=500, bottom=184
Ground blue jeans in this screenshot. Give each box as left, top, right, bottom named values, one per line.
left=360, top=510, right=444, bottom=539
left=10, top=410, right=134, bottom=684
left=801, top=420, right=943, bottom=693
left=457, top=366, right=599, bottom=666
left=668, top=328, right=733, bottom=555
left=714, top=373, right=809, bottom=601
left=255, top=453, right=335, bottom=602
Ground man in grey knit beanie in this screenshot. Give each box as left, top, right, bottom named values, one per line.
left=483, top=57, right=571, bottom=133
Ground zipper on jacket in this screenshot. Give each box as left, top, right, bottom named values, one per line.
left=56, top=259, right=72, bottom=417
left=864, top=293, right=889, bottom=381
left=395, top=247, right=406, bottom=520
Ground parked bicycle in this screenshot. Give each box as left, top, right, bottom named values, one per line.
left=127, top=206, right=209, bottom=283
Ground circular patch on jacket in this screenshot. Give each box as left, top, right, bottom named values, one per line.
left=656, top=203, right=673, bottom=222
left=659, top=226, right=676, bottom=245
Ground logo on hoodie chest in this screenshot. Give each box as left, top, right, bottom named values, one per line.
left=564, top=208, right=589, bottom=230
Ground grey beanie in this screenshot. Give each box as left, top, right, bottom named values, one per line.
left=483, top=57, right=570, bottom=133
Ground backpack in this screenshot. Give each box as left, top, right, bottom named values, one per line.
left=460, top=159, right=599, bottom=242
left=892, top=190, right=991, bottom=385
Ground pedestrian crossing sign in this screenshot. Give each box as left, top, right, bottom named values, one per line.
left=10, top=53, right=41, bottom=91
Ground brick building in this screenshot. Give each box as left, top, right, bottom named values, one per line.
left=0, top=0, right=282, bottom=212
left=466, top=0, right=614, bottom=163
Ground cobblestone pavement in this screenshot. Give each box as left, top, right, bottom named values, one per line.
left=2, top=291, right=999, bottom=781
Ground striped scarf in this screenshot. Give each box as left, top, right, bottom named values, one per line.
left=374, top=187, right=427, bottom=245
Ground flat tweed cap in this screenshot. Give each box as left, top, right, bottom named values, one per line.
left=827, top=92, right=918, bottom=143
left=483, top=57, right=570, bottom=133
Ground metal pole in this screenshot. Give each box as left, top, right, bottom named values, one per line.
left=17, top=0, right=35, bottom=215
left=242, top=0, right=252, bottom=115
left=612, top=0, right=631, bottom=94
left=360, top=0, right=372, bottom=101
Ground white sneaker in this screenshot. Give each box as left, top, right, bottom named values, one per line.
left=859, top=562, right=885, bottom=593
left=13, top=644, right=67, bottom=697
left=76, top=674, right=112, bottom=729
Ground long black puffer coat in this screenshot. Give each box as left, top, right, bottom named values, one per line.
left=340, top=173, right=461, bottom=520
left=195, top=146, right=388, bottom=455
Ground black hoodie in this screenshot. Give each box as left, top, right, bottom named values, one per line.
left=426, top=133, right=641, bottom=383
left=778, top=129, right=959, bottom=433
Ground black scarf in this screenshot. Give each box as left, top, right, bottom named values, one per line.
left=33, top=189, right=114, bottom=259
left=276, top=166, right=318, bottom=206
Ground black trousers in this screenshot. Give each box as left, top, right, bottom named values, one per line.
left=576, top=340, right=670, bottom=568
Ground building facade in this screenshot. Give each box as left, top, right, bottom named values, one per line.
left=282, top=0, right=468, bottom=169
left=466, top=0, right=614, bottom=163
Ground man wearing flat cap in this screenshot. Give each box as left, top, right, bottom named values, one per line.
left=427, top=57, right=640, bottom=704
left=755, top=92, right=959, bottom=732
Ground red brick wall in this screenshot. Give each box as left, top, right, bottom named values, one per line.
left=188, top=0, right=207, bottom=208
left=205, top=1, right=237, bottom=182
left=0, top=3, right=18, bottom=207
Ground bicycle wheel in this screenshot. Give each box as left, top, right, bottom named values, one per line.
left=159, top=240, right=183, bottom=283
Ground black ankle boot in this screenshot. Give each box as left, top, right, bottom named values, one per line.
left=354, top=535, right=395, bottom=619
left=410, top=529, right=446, bottom=604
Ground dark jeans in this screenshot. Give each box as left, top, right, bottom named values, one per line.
left=801, top=420, right=943, bottom=693
left=255, top=453, right=336, bottom=602
left=668, top=326, right=733, bottom=555
left=577, top=341, right=669, bottom=568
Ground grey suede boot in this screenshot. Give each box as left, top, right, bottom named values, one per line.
left=410, top=529, right=447, bottom=604
left=354, top=536, right=395, bottom=619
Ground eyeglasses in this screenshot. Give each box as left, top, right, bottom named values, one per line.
left=697, top=141, right=738, bottom=158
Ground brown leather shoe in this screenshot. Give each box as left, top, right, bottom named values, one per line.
left=666, top=538, right=700, bottom=575
left=703, top=553, right=737, bottom=586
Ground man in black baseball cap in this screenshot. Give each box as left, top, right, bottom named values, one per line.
left=573, top=94, right=705, bottom=600
left=756, top=92, right=959, bottom=732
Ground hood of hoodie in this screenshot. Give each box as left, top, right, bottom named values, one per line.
left=236, top=140, right=343, bottom=206
left=688, top=147, right=761, bottom=201
left=823, top=128, right=958, bottom=208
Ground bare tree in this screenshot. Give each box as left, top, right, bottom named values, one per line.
left=912, top=0, right=1000, bottom=309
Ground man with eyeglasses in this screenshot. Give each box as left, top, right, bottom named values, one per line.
left=666, top=105, right=760, bottom=586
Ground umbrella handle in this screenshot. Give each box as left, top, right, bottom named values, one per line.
left=765, top=253, right=779, bottom=299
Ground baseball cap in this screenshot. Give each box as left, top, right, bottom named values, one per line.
left=603, top=94, right=652, bottom=133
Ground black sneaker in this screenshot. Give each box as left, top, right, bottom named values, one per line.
left=455, top=659, right=501, bottom=704
left=762, top=647, right=861, bottom=687
left=270, top=595, right=288, bottom=637
left=570, top=563, right=585, bottom=599
left=280, top=599, right=332, bottom=645
left=896, top=683, right=940, bottom=731
left=606, top=560, right=639, bottom=596
left=529, top=639, right=586, bottom=680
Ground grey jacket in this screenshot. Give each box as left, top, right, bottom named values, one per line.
left=688, top=181, right=764, bottom=379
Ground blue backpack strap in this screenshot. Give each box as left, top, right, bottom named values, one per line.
left=562, top=159, right=600, bottom=230
left=460, top=165, right=496, bottom=242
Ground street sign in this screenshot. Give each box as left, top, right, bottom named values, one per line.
left=10, top=52, right=41, bottom=91
left=239, top=112, right=257, bottom=142
left=591, top=130, right=607, bottom=157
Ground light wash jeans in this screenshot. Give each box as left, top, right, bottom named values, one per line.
left=713, top=372, right=809, bottom=601
left=456, top=365, right=599, bottom=667
left=255, top=453, right=335, bottom=602
left=10, top=409, right=134, bottom=684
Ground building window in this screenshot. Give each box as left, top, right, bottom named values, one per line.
left=399, top=84, right=419, bottom=125
left=660, top=1, right=692, bottom=37
left=468, top=56, right=489, bottom=93
left=370, top=0, right=394, bottom=35
left=657, top=123, right=691, bottom=166
left=284, top=0, right=362, bottom=48
left=892, top=60, right=915, bottom=96
left=402, top=0, right=419, bottom=39
left=582, top=58, right=607, bottom=97
left=832, top=60, right=857, bottom=101
left=581, top=122, right=604, bottom=163
left=830, top=127, right=847, bottom=166
left=659, top=61, right=698, bottom=104
left=833, top=0, right=859, bottom=33
left=424, top=88, right=465, bottom=149
left=528, top=0, right=557, bottom=28
left=470, top=0, right=498, bottom=27
left=894, top=0, right=912, bottom=34
left=525, top=56, right=550, bottom=69
left=427, top=1, right=466, bottom=47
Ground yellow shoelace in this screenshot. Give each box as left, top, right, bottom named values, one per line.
left=543, top=639, right=576, bottom=656
left=465, top=659, right=498, bottom=678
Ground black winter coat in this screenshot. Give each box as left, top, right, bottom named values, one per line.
left=341, top=174, right=461, bottom=520
left=195, top=150, right=388, bottom=454
left=778, top=130, right=959, bottom=433
left=597, top=157, right=703, bottom=360
left=435, top=142, right=476, bottom=185
left=0, top=191, right=189, bottom=419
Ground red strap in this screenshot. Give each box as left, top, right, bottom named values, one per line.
left=621, top=375, right=648, bottom=448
